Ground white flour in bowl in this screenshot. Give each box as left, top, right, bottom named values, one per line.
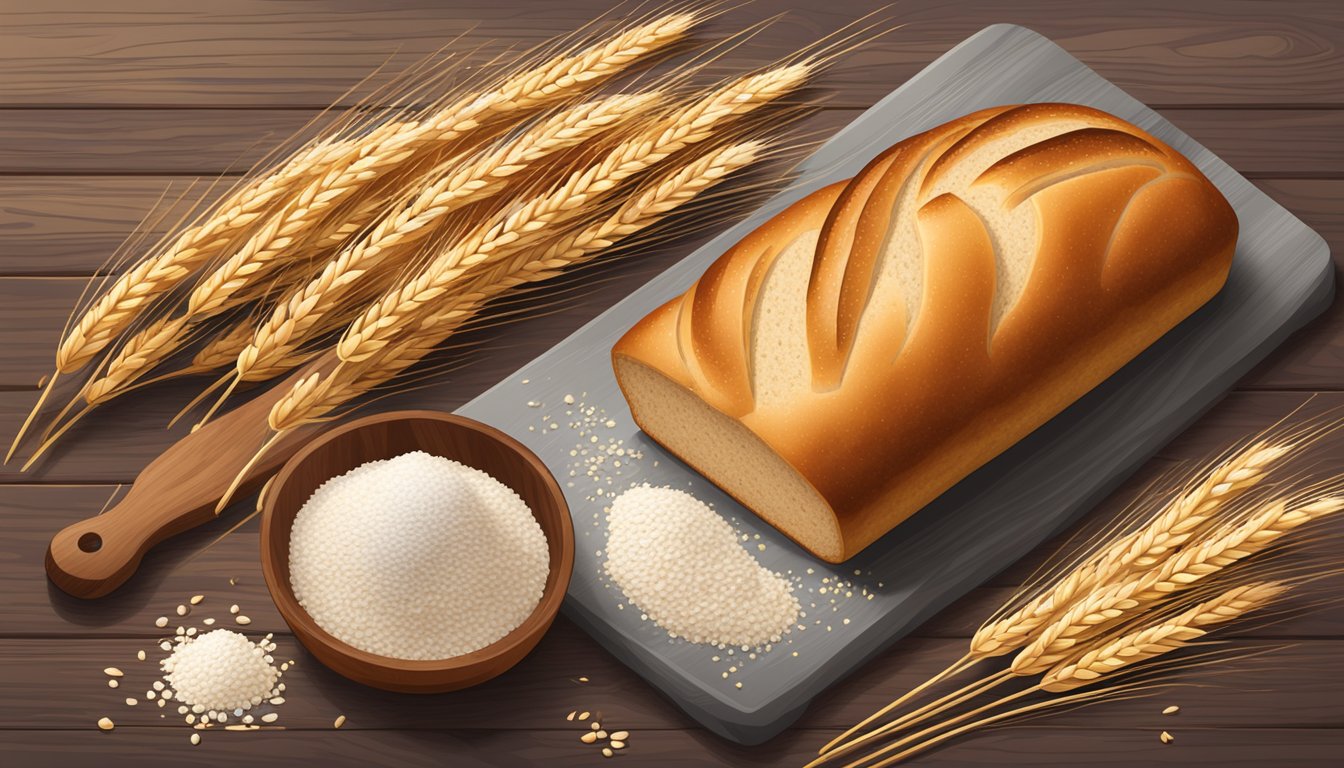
left=289, top=451, right=549, bottom=660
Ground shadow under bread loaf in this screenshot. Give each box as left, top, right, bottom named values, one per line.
left=611, top=103, right=1239, bottom=563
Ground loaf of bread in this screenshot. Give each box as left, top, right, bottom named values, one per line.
left=612, top=104, right=1238, bottom=562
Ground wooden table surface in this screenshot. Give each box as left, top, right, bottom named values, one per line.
left=1, top=2, right=1341, bottom=765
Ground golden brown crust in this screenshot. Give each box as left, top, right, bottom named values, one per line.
left=612, top=103, right=1238, bottom=561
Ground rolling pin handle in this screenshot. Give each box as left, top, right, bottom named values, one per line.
left=46, top=508, right=144, bottom=600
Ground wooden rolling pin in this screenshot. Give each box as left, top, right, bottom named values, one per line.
left=45, top=356, right=332, bottom=599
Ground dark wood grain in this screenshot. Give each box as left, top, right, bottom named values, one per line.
left=1, top=1, right=1340, bottom=108
left=0, top=635, right=1339, bottom=731
left=2, top=109, right=1339, bottom=176
left=3, top=1, right=1342, bottom=765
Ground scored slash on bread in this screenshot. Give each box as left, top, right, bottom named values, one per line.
left=612, top=104, right=1238, bottom=563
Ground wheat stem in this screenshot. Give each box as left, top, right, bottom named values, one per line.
left=808, top=669, right=1013, bottom=768
left=817, top=654, right=974, bottom=756
left=6, top=370, right=59, bottom=464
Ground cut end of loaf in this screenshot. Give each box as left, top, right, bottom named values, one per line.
left=613, top=354, right=846, bottom=562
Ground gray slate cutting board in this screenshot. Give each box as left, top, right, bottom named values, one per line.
left=456, top=24, right=1335, bottom=744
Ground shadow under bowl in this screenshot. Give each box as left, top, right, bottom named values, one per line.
left=260, top=409, right=574, bottom=693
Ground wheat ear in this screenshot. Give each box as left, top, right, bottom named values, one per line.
left=212, top=140, right=768, bottom=511
left=268, top=139, right=767, bottom=435
left=76, top=13, right=697, bottom=410
left=186, top=9, right=697, bottom=326
left=970, top=441, right=1289, bottom=658
left=825, top=583, right=1287, bottom=768
left=336, top=64, right=811, bottom=367
left=1039, top=581, right=1287, bottom=692
left=231, top=92, right=654, bottom=388
left=1010, top=496, right=1342, bottom=675
left=53, top=169, right=308, bottom=378
left=819, top=441, right=1289, bottom=757
left=824, top=495, right=1339, bottom=764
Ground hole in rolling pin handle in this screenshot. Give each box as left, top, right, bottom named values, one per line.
left=77, top=532, right=102, bottom=553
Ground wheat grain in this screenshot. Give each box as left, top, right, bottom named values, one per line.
left=1040, top=582, right=1286, bottom=692
left=82, top=317, right=188, bottom=405
left=233, top=92, right=654, bottom=386
left=970, top=442, right=1289, bottom=658
left=336, top=64, right=811, bottom=367
left=266, top=139, right=765, bottom=433
left=193, top=322, right=262, bottom=372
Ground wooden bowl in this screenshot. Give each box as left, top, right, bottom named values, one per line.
left=260, top=410, right=574, bottom=693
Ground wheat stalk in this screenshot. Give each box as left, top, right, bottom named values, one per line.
left=837, top=582, right=1288, bottom=768
left=231, top=92, right=655, bottom=388
left=53, top=165, right=315, bottom=377
left=819, top=440, right=1290, bottom=756
left=78, top=253, right=326, bottom=409
left=207, top=138, right=769, bottom=512
left=1010, top=496, right=1342, bottom=675
left=185, top=9, right=696, bottom=326
left=15, top=14, right=696, bottom=465
left=335, top=63, right=811, bottom=367
left=970, top=441, right=1290, bottom=658
left=12, top=46, right=467, bottom=460
left=826, top=496, right=1338, bottom=762
left=42, top=11, right=692, bottom=378
left=269, top=139, right=766, bottom=434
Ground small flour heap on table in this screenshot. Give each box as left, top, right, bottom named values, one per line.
left=289, top=451, right=549, bottom=660
left=605, top=485, right=799, bottom=647
left=163, top=629, right=280, bottom=714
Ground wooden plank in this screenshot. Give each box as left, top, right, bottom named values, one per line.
left=0, top=635, right=1339, bottom=730
left=0, top=110, right=330, bottom=176
left=0, top=726, right=1341, bottom=767
left=1, top=1, right=1342, bottom=108
left=0, top=278, right=86, bottom=389
left=0, top=177, right=214, bottom=276
left=1, top=108, right=1339, bottom=176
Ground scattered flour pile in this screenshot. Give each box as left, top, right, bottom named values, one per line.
left=162, top=629, right=280, bottom=714
left=605, top=485, right=799, bottom=647
left=289, top=451, right=549, bottom=660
